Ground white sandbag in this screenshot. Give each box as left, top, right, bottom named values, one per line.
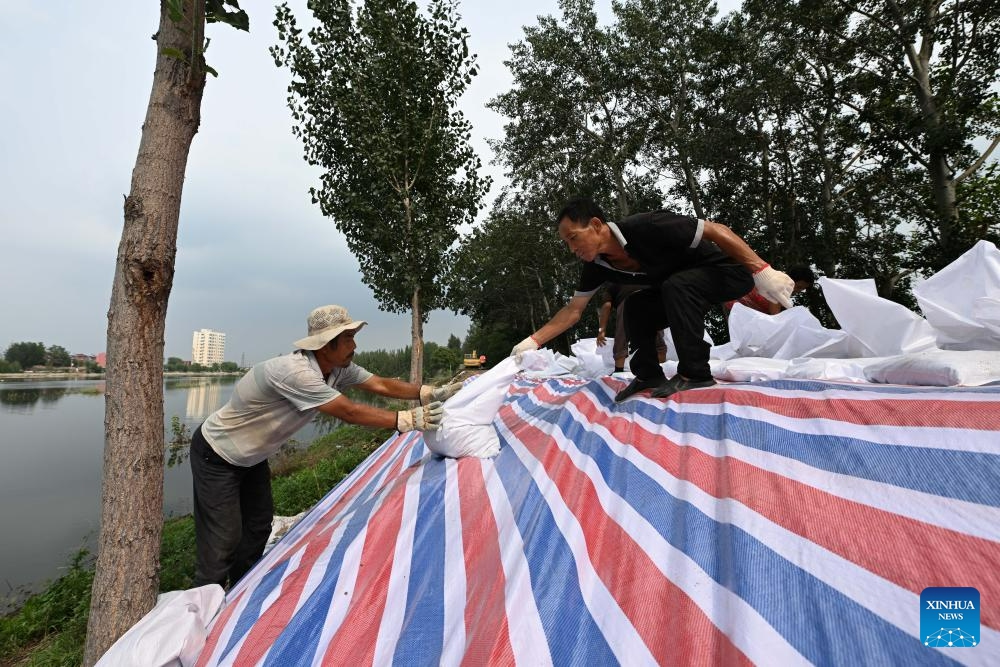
left=421, top=358, right=521, bottom=458
left=819, top=278, right=938, bottom=356
left=784, top=357, right=891, bottom=383
left=570, top=337, right=614, bottom=377
left=712, top=357, right=790, bottom=382
left=723, top=304, right=848, bottom=359
left=913, top=240, right=1000, bottom=350
left=95, top=585, right=225, bottom=667
left=863, top=349, right=1000, bottom=387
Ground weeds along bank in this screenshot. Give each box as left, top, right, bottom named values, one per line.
left=0, top=424, right=391, bottom=667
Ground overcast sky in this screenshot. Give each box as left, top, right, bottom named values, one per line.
left=0, top=0, right=738, bottom=366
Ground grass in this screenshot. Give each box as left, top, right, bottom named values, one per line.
left=0, top=423, right=390, bottom=666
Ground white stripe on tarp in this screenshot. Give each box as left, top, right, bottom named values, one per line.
left=559, top=398, right=1000, bottom=664
left=310, top=519, right=374, bottom=666
left=481, top=458, right=553, bottom=667
left=371, top=464, right=424, bottom=666
left=228, top=433, right=416, bottom=604
left=504, top=403, right=809, bottom=667
left=680, top=398, right=1000, bottom=455
left=440, top=460, right=468, bottom=666
left=711, top=382, right=1000, bottom=404
left=601, top=399, right=1000, bottom=543
left=503, top=426, right=660, bottom=666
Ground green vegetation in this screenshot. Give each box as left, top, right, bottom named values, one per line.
left=0, top=423, right=390, bottom=666
left=354, top=339, right=467, bottom=379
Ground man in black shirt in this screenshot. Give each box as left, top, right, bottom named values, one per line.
left=511, top=197, right=794, bottom=401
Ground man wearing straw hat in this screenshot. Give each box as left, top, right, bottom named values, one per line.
left=190, top=304, right=462, bottom=589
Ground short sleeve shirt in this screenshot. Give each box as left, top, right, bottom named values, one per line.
left=202, top=350, right=373, bottom=466
left=575, top=210, right=735, bottom=296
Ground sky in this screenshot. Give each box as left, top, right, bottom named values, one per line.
left=0, top=0, right=739, bottom=366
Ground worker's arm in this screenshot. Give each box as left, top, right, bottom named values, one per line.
left=531, top=293, right=594, bottom=345
left=511, top=293, right=594, bottom=359
left=701, top=221, right=769, bottom=273
left=702, top=221, right=794, bottom=308
left=316, top=393, right=443, bottom=432
left=356, top=375, right=420, bottom=400
left=597, top=300, right=611, bottom=346
left=316, top=394, right=400, bottom=429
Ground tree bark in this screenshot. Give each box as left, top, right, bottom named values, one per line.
left=83, top=1, right=206, bottom=664
left=410, top=286, right=424, bottom=384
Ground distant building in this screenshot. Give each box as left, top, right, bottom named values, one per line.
left=95, top=352, right=107, bottom=368
left=192, top=329, right=226, bottom=366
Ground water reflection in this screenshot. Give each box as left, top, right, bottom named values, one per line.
left=0, top=384, right=103, bottom=410
left=185, top=381, right=223, bottom=420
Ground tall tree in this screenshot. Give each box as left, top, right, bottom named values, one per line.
left=83, top=1, right=248, bottom=663
left=273, top=0, right=489, bottom=383
left=791, top=0, right=1000, bottom=270
left=46, top=344, right=71, bottom=367
left=4, top=341, right=46, bottom=368
left=488, top=0, right=656, bottom=219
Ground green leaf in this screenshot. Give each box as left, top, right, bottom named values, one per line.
left=204, top=63, right=219, bottom=77
left=160, top=47, right=188, bottom=63
left=165, top=0, right=184, bottom=23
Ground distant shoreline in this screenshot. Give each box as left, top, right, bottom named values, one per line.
left=0, top=371, right=243, bottom=381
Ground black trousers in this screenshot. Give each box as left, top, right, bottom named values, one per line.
left=190, top=425, right=273, bottom=588
left=625, top=264, right=753, bottom=382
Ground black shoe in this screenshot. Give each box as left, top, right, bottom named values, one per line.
left=650, top=375, right=717, bottom=399
left=614, top=377, right=663, bottom=403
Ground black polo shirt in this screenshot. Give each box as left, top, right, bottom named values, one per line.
left=575, top=210, right=738, bottom=295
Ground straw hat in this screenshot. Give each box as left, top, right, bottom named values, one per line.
left=293, top=305, right=367, bottom=350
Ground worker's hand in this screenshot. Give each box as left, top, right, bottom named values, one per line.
left=596, top=329, right=607, bottom=347
left=752, top=264, right=795, bottom=309
left=420, top=381, right=463, bottom=405
left=396, top=401, right=444, bottom=432
left=510, top=336, right=539, bottom=363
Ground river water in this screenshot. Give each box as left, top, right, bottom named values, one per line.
left=0, top=375, right=329, bottom=609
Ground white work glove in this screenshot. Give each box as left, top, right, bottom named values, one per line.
left=752, top=264, right=795, bottom=309
left=419, top=381, right=463, bottom=405
left=396, top=401, right=443, bottom=432
left=510, top=336, right=539, bottom=363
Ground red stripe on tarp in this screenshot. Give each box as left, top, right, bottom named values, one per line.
left=639, top=380, right=1000, bottom=431
left=565, top=388, right=1000, bottom=630
left=273, top=434, right=415, bottom=563
left=457, top=459, right=515, bottom=666
left=499, top=406, right=754, bottom=667
left=232, top=521, right=340, bottom=665
left=194, top=589, right=245, bottom=667
left=318, top=466, right=417, bottom=666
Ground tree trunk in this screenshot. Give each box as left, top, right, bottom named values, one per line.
left=410, top=286, right=424, bottom=383
left=83, top=2, right=207, bottom=664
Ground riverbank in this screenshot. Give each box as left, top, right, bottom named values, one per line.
left=0, top=423, right=391, bottom=666
left=0, top=371, right=244, bottom=381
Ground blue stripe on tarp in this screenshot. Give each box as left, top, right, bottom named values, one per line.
left=260, top=447, right=414, bottom=667
left=617, top=395, right=1000, bottom=507
left=529, top=407, right=963, bottom=667
left=392, top=457, right=447, bottom=663
left=519, top=377, right=1000, bottom=507
left=220, top=559, right=290, bottom=661
left=493, top=436, right=618, bottom=667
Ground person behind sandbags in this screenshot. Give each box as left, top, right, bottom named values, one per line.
left=190, top=304, right=461, bottom=589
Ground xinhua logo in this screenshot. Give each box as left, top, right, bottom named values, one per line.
left=921, top=587, right=980, bottom=648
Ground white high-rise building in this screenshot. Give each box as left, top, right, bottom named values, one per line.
left=192, top=329, right=226, bottom=366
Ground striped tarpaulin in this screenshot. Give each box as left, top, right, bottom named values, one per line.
left=194, top=377, right=1000, bottom=666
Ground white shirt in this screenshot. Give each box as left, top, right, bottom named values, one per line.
left=201, top=350, right=372, bottom=466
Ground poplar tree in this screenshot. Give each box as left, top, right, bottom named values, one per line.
left=84, top=2, right=248, bottom=663
left=273, top=0, right=488, bottom=383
